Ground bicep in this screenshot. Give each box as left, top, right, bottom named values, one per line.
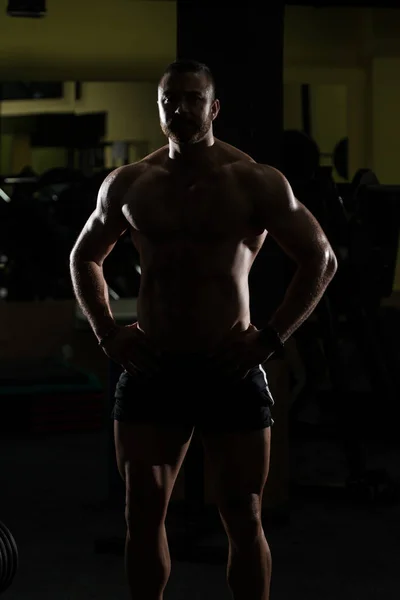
left=70, top=169, right=128, bottom=265
left=258, top=167, right=336, bottom=266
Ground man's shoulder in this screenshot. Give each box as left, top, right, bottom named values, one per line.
left=229, top=162, right=289, bottom=206
left=214, top=138, right=256, bottom=164
left=120, top=145, right=169, bottom=174
left=103, top=146, right=169, bottom=188
left=139, top=145, right=169, bottom=167
left=214, top=140, right=282, bottom=182
left=233, top=161, right=284, bottom=183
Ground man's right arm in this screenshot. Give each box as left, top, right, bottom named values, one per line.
left=69, top=167, right=130, bottom=343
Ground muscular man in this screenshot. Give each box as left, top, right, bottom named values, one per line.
left=70, top=59, right=337, bottom=600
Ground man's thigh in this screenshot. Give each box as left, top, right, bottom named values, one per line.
left=200, top=426, right=271, bottom=508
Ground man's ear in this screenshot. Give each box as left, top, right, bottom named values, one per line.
left=212, top=98, right=220, bottom=120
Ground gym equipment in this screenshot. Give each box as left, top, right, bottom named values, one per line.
left=0, top=520, right=18, bottom=595
left=290, top=169, right=400, bottom=506
left=0, top=163, right=139, bottom=301
left=0, top=166, right=115, bottom=301
left=340, top=168, right=380, bottom=215
left=348, top=179, right=399, bottom=298
left=35, top=166, right=85, bottom=194
left=0, top=358, right=103, bottom=434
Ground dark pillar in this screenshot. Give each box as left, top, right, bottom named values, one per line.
left=177, top=1, right=287, bottom=327
left=175, top=3, right=287, bottom=531
left=177, top=2, right=284, bottom=167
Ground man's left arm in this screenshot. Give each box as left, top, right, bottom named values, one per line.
left=254, top=165, right=338, bottom=345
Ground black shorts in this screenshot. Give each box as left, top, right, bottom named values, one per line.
left=111, top=353, right=275, bottom=433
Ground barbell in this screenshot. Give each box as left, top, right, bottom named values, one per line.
left=0, top=520, right=18, bottom=595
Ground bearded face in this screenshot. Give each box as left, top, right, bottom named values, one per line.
left=158, top=72, right=219, bottom=145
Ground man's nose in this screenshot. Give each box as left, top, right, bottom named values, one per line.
left=175, top=100, right=189, bottom=114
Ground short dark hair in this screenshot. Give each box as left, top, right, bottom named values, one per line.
left=159, top=59, right=216, bottom=99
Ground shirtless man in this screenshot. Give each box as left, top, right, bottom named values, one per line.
left=70, top=59, right=337, bottom=600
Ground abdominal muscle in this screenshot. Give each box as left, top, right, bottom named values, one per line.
left=136, top=271, right=251, bottom=354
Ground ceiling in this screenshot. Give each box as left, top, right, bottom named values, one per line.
left=0, top=0, right=177, bottom=80
left=1, top=1, right=400, bottom=80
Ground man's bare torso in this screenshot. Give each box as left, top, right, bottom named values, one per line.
left=120, top=140, right=267, bottom=353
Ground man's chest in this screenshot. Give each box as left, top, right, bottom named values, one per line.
left=123, top=169, right=259, bottom=239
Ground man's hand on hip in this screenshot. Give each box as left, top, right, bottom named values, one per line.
left=209, top=324, right=274, bottom=380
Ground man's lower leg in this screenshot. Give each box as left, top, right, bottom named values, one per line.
left=227, top=527, right=272, bottom=600
left=125, top=523, right=171, bottom=600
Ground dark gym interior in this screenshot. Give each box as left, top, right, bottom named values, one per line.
left=1, top=1, right=400, bottom=599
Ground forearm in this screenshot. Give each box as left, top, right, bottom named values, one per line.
left=70, top=257, right=117, bottom=341
left=268, top=257, right=337, bottom=343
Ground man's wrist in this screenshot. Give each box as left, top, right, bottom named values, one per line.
left=258, top=324, right=285, bottom=359
left=97, top=323, right=120, bottom=347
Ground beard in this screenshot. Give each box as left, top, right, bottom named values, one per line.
left=161, top=113, right=213, bottom=144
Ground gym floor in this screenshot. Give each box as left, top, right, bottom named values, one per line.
left=1, top=425, right=399, bottom=600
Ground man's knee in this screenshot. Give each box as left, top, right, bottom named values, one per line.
left=125, top=487, right=168, bottom=531
left=219, top=493, right=263, bottom=543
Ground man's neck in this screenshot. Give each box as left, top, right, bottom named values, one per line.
left=168, top=133, right=216, bottom=166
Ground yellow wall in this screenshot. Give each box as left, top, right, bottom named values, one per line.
left=311, top=85, right=347, bottom=162
left=283, top=66, right=367, bottom=182
left=283, top=82, right=348, bottom=181
left=283, top=84, right=302, bottom=131
left=0, top=81, right=166, bottom=174
left=31, top=147, right=68, bottom=174
left=0, top=81, right=164, bottom=148
left=371, top=58, right=400, bottom=185
left=0, top=0, right=172, bottom=174
left=284, top=7, right=366, bottom=69
left=75, top=82, right=165, bottom=151
left=283, top=8, right=400, bottom=186
left=11, top=134, right=31, bottom=173
left=282, top=8, right=400, bottom=290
